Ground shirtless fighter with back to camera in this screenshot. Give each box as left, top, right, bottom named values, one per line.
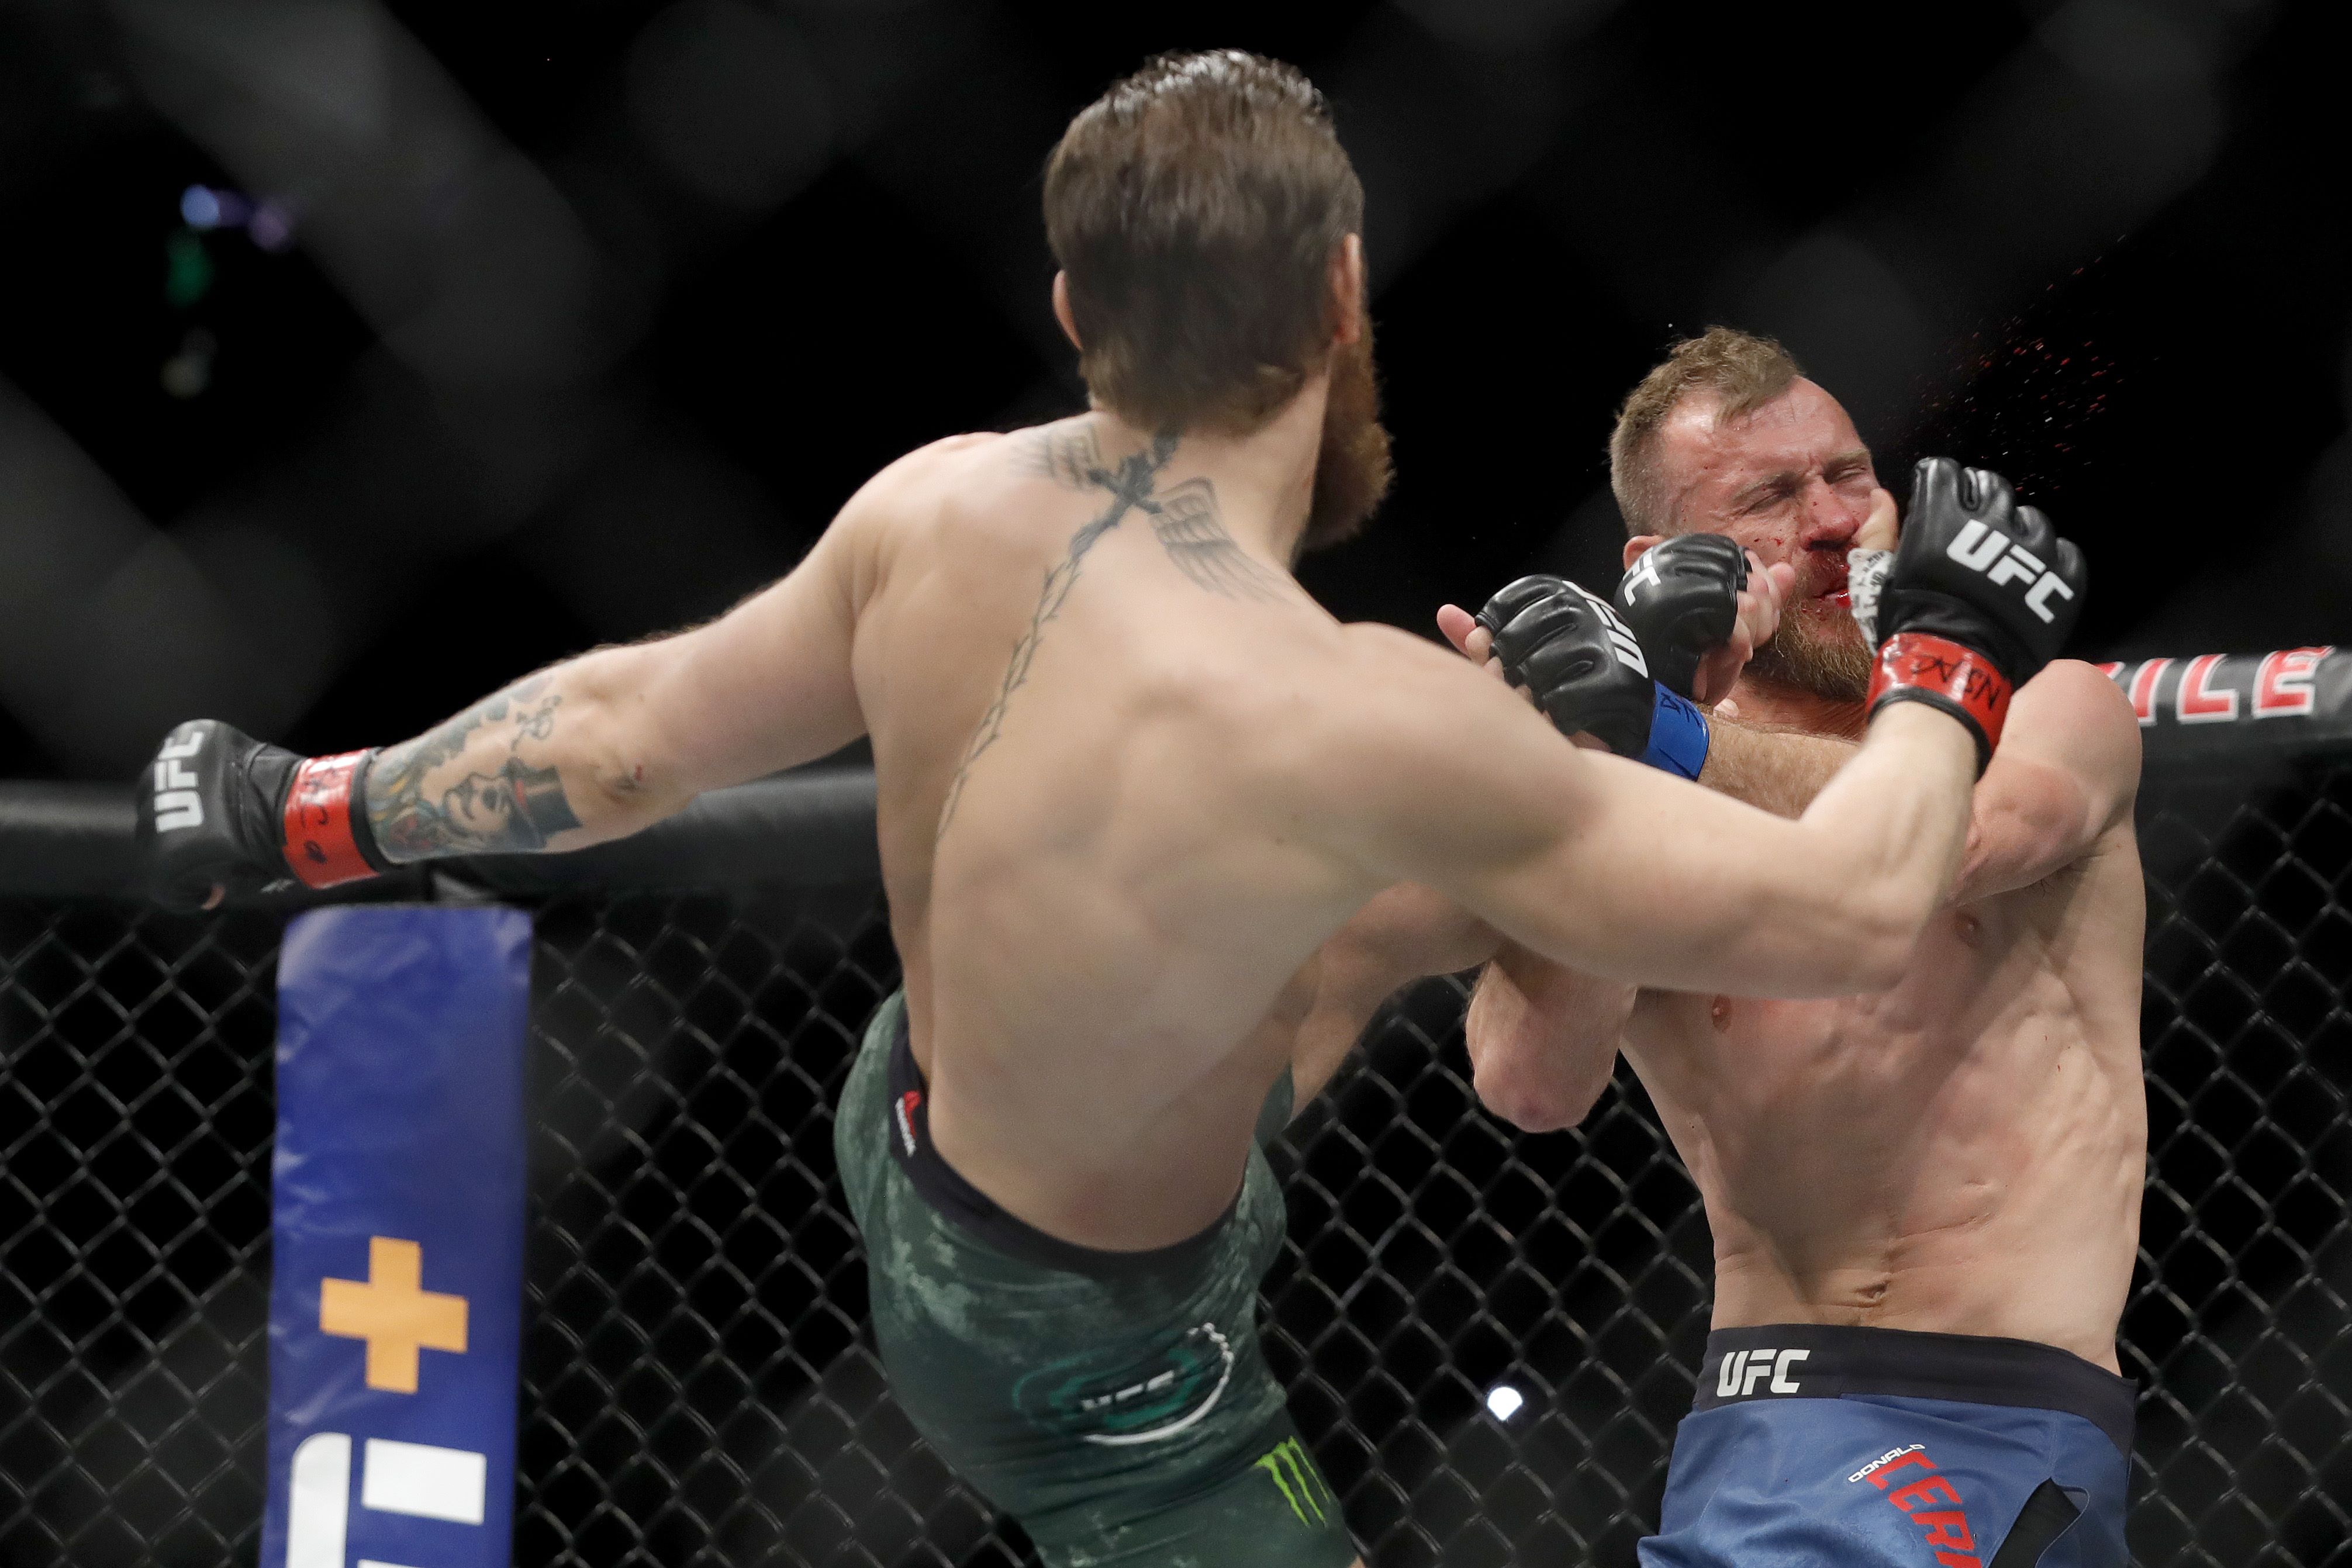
left=1449, top=329, right=2142, bottom=1566
left=137, top=63, right=2082, bottom=1567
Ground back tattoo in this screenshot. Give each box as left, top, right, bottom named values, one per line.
left=935, top=424, right=1287, bottom=837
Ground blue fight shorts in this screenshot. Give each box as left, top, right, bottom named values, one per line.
left=1642, top=1324, right=2135, bottom=1568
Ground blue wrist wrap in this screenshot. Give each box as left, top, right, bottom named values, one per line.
left=1640, top=685, right=1710, bottom=779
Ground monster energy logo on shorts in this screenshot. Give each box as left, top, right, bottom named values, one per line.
left=1012, top=1322, right=1235, bottom=1446
left=1255, top=1436, right=1335, bottom=1527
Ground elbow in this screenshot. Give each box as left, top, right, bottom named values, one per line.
left=1832, top=884, right=1936, bottom=993
left=568, top=695, right=692, bottom=828
left=1836, top=928, right=1916, bottom=994
left=1762, top=889, right=1925, bottom=997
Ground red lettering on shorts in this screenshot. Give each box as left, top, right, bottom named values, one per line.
left=1866, top=1450, right=1935, bottom=1489
left=1916, top=1511, right=1975, bottom=1552
left=1887, top=1474, right=1963, bottom=1511
left=1866, top=1449, right=1983, bottom=1567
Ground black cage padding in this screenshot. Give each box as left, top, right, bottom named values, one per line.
left=3, top=747, right=2350, bottom=1566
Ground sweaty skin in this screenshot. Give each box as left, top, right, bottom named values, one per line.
left=1463, top=379, right=2147, bottom=1370
left=346, top=284, right=1988, bottom=1269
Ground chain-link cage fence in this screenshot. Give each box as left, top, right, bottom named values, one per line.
left=4, top=739, right=2350, bottom=1566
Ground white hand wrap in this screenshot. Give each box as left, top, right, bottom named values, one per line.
left=1846, top=547, right=1893, bottom=648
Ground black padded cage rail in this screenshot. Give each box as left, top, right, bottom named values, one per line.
left=2, top=647, right=2349, bottom=1567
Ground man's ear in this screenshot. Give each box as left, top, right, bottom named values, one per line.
left=1623, top=533, right=1665, bottom=571
left=1052, top=272, right=1083, bottom=352
left=1328, top=234, right=1366, bottom=346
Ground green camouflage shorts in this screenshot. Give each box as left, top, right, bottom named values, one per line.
left=835, top=992, right=1356, bottom=1567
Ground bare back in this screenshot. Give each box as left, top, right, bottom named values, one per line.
left=847, top=419, right=1376, bottom=1250
left=1623, top=819, right=2147, bottom=1368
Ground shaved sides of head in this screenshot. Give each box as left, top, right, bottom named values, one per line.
left=1045, top=50, right=1365, bottom=437
left=1610, top=327, right=1804, bottom=536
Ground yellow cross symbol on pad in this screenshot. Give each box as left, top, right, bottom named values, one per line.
left=319, top=1237, right=468, bottom=1394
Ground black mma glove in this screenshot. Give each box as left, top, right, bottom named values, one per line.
left=1473, top=575, right=1712, bottom=779
left=138, top=720, right=388, bottom=907
left=1612, top=533, right=1749, bottom=700
left=1846, top=458, right=2087, bottom=773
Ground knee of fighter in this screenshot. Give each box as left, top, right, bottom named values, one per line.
left=1472, top=1058, right=1588, bottom=1134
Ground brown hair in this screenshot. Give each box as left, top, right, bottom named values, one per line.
left=1044, top=51, right=1365, bottom=434
left=1608, top=327, right=1804, bottom=535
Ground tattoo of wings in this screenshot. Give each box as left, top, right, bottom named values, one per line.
left=1024, top=424, right=1108, bottom=491
left=1148, top=479, right=1285, bottom=602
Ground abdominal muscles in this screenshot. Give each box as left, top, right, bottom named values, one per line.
left=1637, top=920, right=2144, bottom=1369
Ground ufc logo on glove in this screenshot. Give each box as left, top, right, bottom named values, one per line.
left=151, top=728, right=208, bottom=833
left=1945, top=520, right=2076, bottom=623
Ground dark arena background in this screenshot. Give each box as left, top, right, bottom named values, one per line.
left=3, top=2, right=2351, bottom=1566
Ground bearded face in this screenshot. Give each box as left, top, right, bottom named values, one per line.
left=1746, top=593, right=1873, bottom=702
left=1298, top=313, right=1393, bottom=554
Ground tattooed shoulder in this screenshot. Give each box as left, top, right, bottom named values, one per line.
left=1148, top=478, right=1286, bottom=603
left=1022, top=422, right=1107, bottom=491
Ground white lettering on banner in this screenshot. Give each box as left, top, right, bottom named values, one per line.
left=2127, top=659, right=2171, bottom=727
left=361, top=1437, right=488, bottom=1525
left=2255, top=647, right=2333, bottom=717
left=2176, top=654, right=2239, bottom=724
left=286, top=1433, right=351, bottom=1568
left=1771, top=1348, right=1809, bottom=1392
left=1740, top=1350, right=1780, bottom=1396
left=1717, top=1351, right=1745, bottom=1397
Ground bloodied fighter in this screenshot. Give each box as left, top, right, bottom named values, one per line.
left=1449, top=329, right=2140, bottom=1566
left=139, top=64, right=2077, bottom=1568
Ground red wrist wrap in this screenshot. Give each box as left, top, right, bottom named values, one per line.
left=282, top=751, right=378, bottom=889
left=1867, top=633, right=2013, bottom=772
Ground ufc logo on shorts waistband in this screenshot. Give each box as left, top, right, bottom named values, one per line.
left=1716, top=1346, right=1809, bottom=1397
left=1945, top=521, right=2075, bottom=624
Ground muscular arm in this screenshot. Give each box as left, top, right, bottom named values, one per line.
left=1450, top=714, right=1858, bottom=1133
left=1453, top=661, right=2137, bottom=1128
left=1286, top=883, right=1499, bottom=1104
left=365, top=512, right=868, bottom=861
left=1691, top=718, right=1861, bottom=819
left=1672, top=661, right=2139, bottom=897
left=1465, top=943, right=1632, bottom=1131
left=1950, top=659, right=2141, bottom=899
left=1307, top=627, right=1978, bottom=999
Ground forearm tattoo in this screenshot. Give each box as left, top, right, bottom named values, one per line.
left=937, top=424, right=1284, bottom=837
left=364, top=675, right=586, bottom=861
